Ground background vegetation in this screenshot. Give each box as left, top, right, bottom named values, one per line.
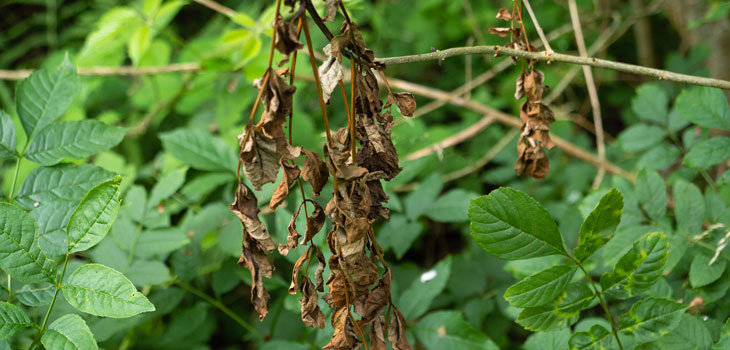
left=1, top=0, right=730, bottom=349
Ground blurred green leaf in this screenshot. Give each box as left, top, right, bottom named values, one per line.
left=683, top=137, right=730, bottom=168
left=0, top=111, right=16, bottom=159
left=25, top=121, right=126, bottom=166
left=41, top=314, right=98, bottom=350
left=676, top=87, right=730, bottom=130
left=690, top=254, right=726, bottom=288
left=398, top=256, right=452, bottom=320
left=413, top=311, right=499, bottom=350
left=635, top=168, right=667, bottom=221
left=159, top=129, right=237, bottom=173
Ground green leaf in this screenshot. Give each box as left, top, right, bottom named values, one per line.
left=632, top=84, right=669, bottom=125
left=25, top=120, right=126, bottom=166
left=617, top=124, right=666, bottom=152
left=128, top=26, right=151, bottom=66
left=657, top=314, right=713, bottom=350
left=674, top=180, right=705, bottom=235
left=159, top=129, right=237, bottom=173
left=76, top=7, right=143, bottom=66
left=683, top=137, right=730, bottom=168
left=404, top=173, right=443, bottom=220
left=690, top=254, right=726, bottom=288
left=469, top=187, right=567, bottom=260
left=0, top=111, right=16, bottom=159
left=413, top=311, right=499, bottom=350
left=714, top=318, right=730, bottom=350
left=516, top=282, right=595, bottom=332
left=504, top=265, right=577, bottom=308
left=232, top=12, right=256, bottom=28
left=377, top=214, right=422, bottom=260
left=635, top=168, right=667, bottom=221
left=524, top=328, right=571, bottom=350
left=617, top=298, right=687, bottom=343
left=148, top=168, right=187, bottom=207
left=41, top=314, right=98, bottom=350
left=676, top=86, right=730, bottom=131
left=133, top=228, right=189, bottom=258
left=570, top=324, right=613, bottom=349
left=16, top=58, right=81, bottom=140
left=574, top=189, right=624, bottom=262
left=600, top=232, right=669, bottom=298
left=15, top=284, right=54, bottom=307
left=0, top=301, right=32, bottom=340
left=0, top=203, right=56, bottom=284
left=424, top=189, right=479, bottom=223
left=62, top=263, right=155, bottom=318
left=398, top=256, right=452, bottom=320
left=153, top=0, right=185, bottom=29
left=67, top=177, right=122, bottom=253
left=16, top=164, right=115, bottom=209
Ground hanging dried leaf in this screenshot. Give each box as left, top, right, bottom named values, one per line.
left=520, top=102, right=555, bottom=149
left=515, top=71, right=525, bottom=100
left=357, top=116, right=401, bottom=180
left=238, top=231, right=275, bottom=321
left=514, top=140, right=550, bottom=180
left=325, top=129, right=369, bottom=181
left=358, top=269, right=391, bottom=324
left=300, top=277, right=326, bottom=329
left=301, top=149, right=329, bottom=196
left=255, top=68, right=296, bottom=127
left=369, top=316, right=387, bottom=350
left=323, top=0, right=339, bottom=22
left=230, top=182, right=275, bottom=252
left=324, top=307, right=360, bottom=350
left=288, top=247, right=311, bottom=294
left=318, top=43, right=345, bottom=103
left=239, top=126, right=280, bottom=190
left=274, top=15, right=303, bottom=66
left=496, top=8, right=512, bottom=21
left=523, top=69, right=545, bottom=102
left=314, top=248, right=326, bottom=292
left=387, top=306, right=413, bottom=350
left=387, top=92, right=417, bottom=117
left=345, top=216, right=370, bottom=243
left=304, top=200, right=326, bottom=243
left=269, top=159, right=301, bottom=210
left=489, top=27, right=520, bottom=38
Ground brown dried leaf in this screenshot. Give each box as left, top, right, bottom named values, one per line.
left=523, top=69, right=545, bottom=102
left=387, top=306, right=412, bottom=350
left=255, top=68, right=296, bottom=129
left=357, top=116, right=401, bottom=180
left=345, top=216, right=370, bottom=243
left=305, top=200, right=326, bottom=243
left=279, top=204, right=303, bottom=256
left=288, top=247, right=310, bottom=294
left=359, top=269, right=391, bottom=324
left=515, top=71, right=525, bottom=100
left=314, top=248, right=326, bottom=292
left=496, top=8, right=512, bottom=21
left=514, top=140, right=550, bottom=180
left=274, top=15, right=303, bottom=66
left=318, top=43, right=344, bottom=103
left=301, top=149, right=329, bottom=196
left=269, top=158, right=301, bottom=210
left=323, top=0, right=339, bottom=22
left=387, top=92, right=417, bottom=117
left=324, top=307, right=360, bottom=350
left=489, top=27, right=519, bottom=38
left=238, top=231, right=275, bottom=321
left=230, top=182, right=275, bottom=252
left=300, top=277, right=326, bottom=329
left=239, top=126, right=280, bottom=191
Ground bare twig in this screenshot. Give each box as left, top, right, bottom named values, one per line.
left=0, top=63, right=201, bottom=80
left=192, top=0, right=235, bottom=17
left=402, top=115, right=496, bottom=161
left=376, top=46, right=730, bottom=90
left=568, top=0, right=606, bottom=188
left=522, top=0, right=554, bottom=53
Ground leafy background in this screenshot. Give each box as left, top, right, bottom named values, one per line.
left=1, top=0, right=730, bottom=349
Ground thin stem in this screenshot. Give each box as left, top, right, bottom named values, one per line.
left=7, top=156, right=21, bottom=202
left=175, top=280, right=261, bottom=337
left=568, top=0, right=606, bottom=189
left=349, top=63, right=357, bottom=162
left=34, top=253, right=70, bottom=349
left=574, top=261, right=624, bottom=350
left=522, top=0, right=553, bottom=53
left=375, top=45, right=730, bottom=90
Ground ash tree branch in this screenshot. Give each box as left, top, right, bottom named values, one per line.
left=375, top=45, right=730, bottom=90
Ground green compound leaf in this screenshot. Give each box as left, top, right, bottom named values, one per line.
left=689, top=254, right=726, bottom=288
left=676, top=86, right=730, bottom=131
left=574, top=189, right=624, bottom=262
left=683, top=137, right=730, bottom=169
left=0, top=301, right=32, bottom=340
left=635, top=169, right=667, bottom=221
left=617, top=298, right=687, bottom=343
left=41, top=314, right=98, bottom=350
left=16, top=57, right=81, bottom=140
left=600, top=232, right=669, bottom=299
left=516, top=282, right=595, bottom=332
left=0, top=111, right=16, bottom=159
left=469, top=187, right=567, bottom=260
left=504, top=265, right=577, bottom=308
left=16, top=164, right=116, bottom=209
left=159, top=128, right=237, bottom=173
left=25, top=120, right=126, bottom=166
left=617, top=124, right=666, bottom=152
left=66, top=176, right=122, bottom=253
left=413, top=311, right=499, bottom=350
left=61, top=263, right=155, bottom=318
left=0, top=203, right=56, bottom=284
left=673, top=180, right=705, bottom=236
left=657, top=314, right=713, bottom=350
left=398, top=256, right=452, bottom=320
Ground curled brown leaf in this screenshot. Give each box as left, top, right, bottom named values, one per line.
left=496, top=8, right=512, bottom=21
left=230, top=182, right=275, bottom=252
left=239, top=126, right=280, bottom=191
left=387, top=92, right=417, bottom=117
left=269, top=158, right=301, bottom=210
left=387, top=305, right=413, bottom=350
left=274, top=15, right=303, bottom=66
left=301, top=149, right=329, bottom=196
left=238, top=230, right=275, bottom=321
left=300, top=277, right=326, bottom=329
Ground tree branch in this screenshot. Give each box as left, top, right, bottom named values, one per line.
left=376, top=46, right=730, bottom=90
left=0, top=63, right=201, bottom=80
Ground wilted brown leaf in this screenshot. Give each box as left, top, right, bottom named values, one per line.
left=324, top=307, right=360, bottom=350
left=496, top=8, right=512, bottom=21
left=238, top=230, right=275, bottom=321
left=288, top=246, right=310, bottom=294
left=269, top=159, right=301, bottom=210
left=387, top=306, right=412, bottom=350
left=514, top=140, right=550, bottom=180
left=318, top=43, right=344, bottom=103
left=239, top=126, right=280, bottom=190
left=255, top=69, right=296, bottom=130
left=387, top=92, right=417, bottom=117
left=305, top=200, right=326, bottom=243
left=230, top=182, right=275, bottom=252
left=323, top=0, right=339, bottom=22
left=274, top=15, right=303, bottom=66
left=369, top=316, right=387, bottom=350
left=523, top=69, right=545, bottom=102
left=300, top=277, right=326, bottom=329
left=301, top=149, right=329, bottom=196
left=358, top=269, right=391, bottom=324
left=489, top=27, right=519, bottom=38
